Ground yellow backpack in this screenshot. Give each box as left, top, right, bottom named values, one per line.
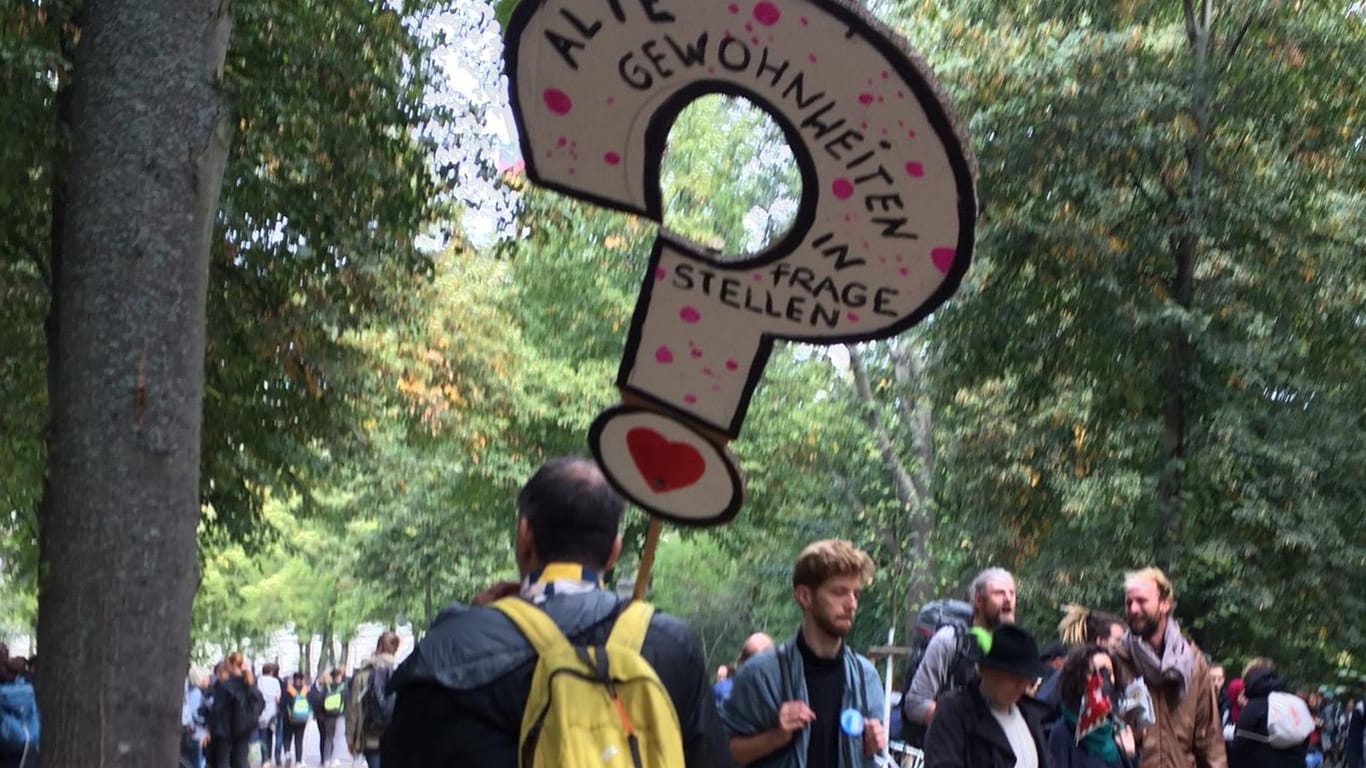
left=493, top=598, right=685, bottom=768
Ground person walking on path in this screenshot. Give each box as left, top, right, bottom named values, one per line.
left=348, top=632, right=400, bottom=768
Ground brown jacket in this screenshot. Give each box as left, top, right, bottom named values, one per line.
left=1114, top=636, right=1227, bottom=768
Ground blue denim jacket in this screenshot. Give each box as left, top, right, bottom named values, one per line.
left=721, top=633, right=885, bottom=768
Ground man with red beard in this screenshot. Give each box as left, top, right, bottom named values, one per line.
left=1113, top=567, right=1226, bottom=768
left=722, top=540, right=888, bottom=768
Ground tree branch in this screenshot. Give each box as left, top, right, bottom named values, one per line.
left=847, top=344, right=921, bottom=509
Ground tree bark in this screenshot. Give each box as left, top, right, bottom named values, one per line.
left=35, top=0, right=232, bottom=764
left=846, top=340, right=936, bottom=638
left=1160, top=0, right=1211, bottom=568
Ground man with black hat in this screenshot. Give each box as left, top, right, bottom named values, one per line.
left=924, top=624, right=1053, bottom=768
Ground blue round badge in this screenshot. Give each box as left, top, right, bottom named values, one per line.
left=840, top=708, right=865, bottom=736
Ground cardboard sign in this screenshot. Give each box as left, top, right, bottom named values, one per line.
left=505, top=0, right=975, bottom=525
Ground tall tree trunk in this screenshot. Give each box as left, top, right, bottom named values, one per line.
left=847, top=339, right=936, bottom=640
left=320, top=628, right=334, bottom=672
left=1160, top=0, right=1211, bottom=569
left=35, top=0, right=232, bottom=764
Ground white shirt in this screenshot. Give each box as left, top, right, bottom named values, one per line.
left=989, top=701, right=1039, bottom=768
left=257, top=675, right=282, bottom=724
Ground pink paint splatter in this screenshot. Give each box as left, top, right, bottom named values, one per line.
left=604, top=151, right=621, bottom=165
left=725, top=359, right=739, bottom=371
left=847, top=311, right=860, bottom=323
left=703, top=367, right=714, bottom=376
left=728, top=2, right=739, bottom=12
left=753, top=272, right=764, bottom=281
left=753, top=1, right=781, bottom=25
left=680, top=306, right=701, bottom=323
left=654, top=266, right=667, bottom=281
left=800, top=16, right=808, bottom=25
left=557, top=136, right=567, bottom=147
left=543, top=88, right=572, bottom=115
left=858, top=92, right=874, bottom=105
left=832, top=178, right=854, bottom=199
left=607, top=96, right=615, bottom=105
left=655, top=346, right=674, bottom=363
left=683, top=394, right=698, bottom=404
left=905, top=161, right=924, bottom=177
left=808, top=54, right=817, bottom=63
left=899, top=267, right=909, bottom=276
left=691, top=349, right=704, bottom=359
left=932, top=247, right=956, bottom=274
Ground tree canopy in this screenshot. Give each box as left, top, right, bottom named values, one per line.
left=2, top=0, right=1363, bottom=712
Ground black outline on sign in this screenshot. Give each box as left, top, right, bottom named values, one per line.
left=505, top=0, right=977, bottom=441
left=588, top=404, right=744, bottom=526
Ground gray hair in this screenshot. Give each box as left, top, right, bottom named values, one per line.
left=969, top=567, right=1014, bottom=602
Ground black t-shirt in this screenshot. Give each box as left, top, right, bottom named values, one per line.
left=798, top=632, right=845, bottom=768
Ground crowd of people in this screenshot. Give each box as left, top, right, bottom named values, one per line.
left=372, top=455, right=1360, bottom=768
left=0, top=451, right=1324, bottom=768
left=179, top=635, right=398, bottom=768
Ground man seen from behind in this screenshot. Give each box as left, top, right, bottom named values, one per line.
left=380, top=456, right=726, bottom=767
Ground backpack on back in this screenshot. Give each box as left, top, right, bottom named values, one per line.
left=1260, top=692, right=1314, bottom=748
left=345, top=664, right=389, bottom=753
left=898, top=602, right=981, bottom=747
left=232, top=683, right=266, bottom=739
left=323, top=683, right=345, bottom=716
left=494, top=597, right=684, bottom=768
left=289, top=689, right=311, bottom=724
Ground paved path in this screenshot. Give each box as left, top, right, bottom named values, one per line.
left=267, top=718, right=356, bottom=767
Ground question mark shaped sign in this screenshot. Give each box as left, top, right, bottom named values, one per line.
left=505, top=0, right=976, bottom=525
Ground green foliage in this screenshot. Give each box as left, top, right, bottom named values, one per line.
left=915, top=0, right=1366, bottom=680
left=0, top=0, right=459, bottom=612
left=6, top=0, right=1362, bottom=690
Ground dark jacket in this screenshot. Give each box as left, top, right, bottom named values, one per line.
left=1228, top=670, right=1307, bottom=768
left=925, top=683, right=1053, bottom=768
left=381, top=590, right=728, bottom=768
left=306, top=682, right=329, bottom=722
left=208, top=676, right=252, bottom=741
left=1346, top=704, right=1363, bottom=768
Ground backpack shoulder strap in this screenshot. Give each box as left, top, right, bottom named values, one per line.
left=606, top=600, right=655, bottom=653
left=778, top=642, right=794, bottom=703
left=493, top=597, right=573, bottom=658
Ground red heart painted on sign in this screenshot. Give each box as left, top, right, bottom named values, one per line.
left=626, top=428, right=706, bottom=493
